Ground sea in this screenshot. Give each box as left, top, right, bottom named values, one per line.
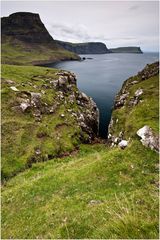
left=44, top=53, right=159, bottom=138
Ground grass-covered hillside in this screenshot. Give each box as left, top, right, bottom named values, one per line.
left=2, top=37, right=80, bottom=65
left=1, top=64, right=99, bottom=180
left=1, top=63, right=159, bottom=239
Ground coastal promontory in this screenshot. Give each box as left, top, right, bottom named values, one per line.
left=1, top=12, right=80, bottom=65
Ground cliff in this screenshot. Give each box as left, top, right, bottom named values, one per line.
left=108, top=61, right=159, bottom=151
left=1, top=12, right=80, bottom=65
left=2, top=62, right=159, bottom=239
left=109, top=47, right=143, bottom=53
left=55, top=40, right=111, bottom=54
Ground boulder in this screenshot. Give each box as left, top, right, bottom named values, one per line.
left=10, top=86, right=19, bottom=92
left=137, top=126, right=159, bottom=152
left=115, top=92, right=129, bottom=108
left=58, top=76, right=68, bottom=87
left=135, top=88, right=143, bottom=97
left=81, top=92, right=89, bottom=102
left=20, top=102, right=30, bottom=112
left=5, top=79, right=15, bottom=84
left=118, top=140, right=128, bottom=149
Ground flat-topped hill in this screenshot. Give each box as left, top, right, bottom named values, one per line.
left=109, top=47, right=143, bottom=53
left=1, top=12, right=80, bottom=65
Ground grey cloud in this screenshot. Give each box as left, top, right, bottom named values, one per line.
left=50, top=22, right=90, bottom=42
left=129, top=5, right=139, bottom=11
left=49, top=22, right=137, bottom=44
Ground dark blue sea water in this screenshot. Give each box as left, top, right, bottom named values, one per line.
left=45, top=53, right=159, bottom=138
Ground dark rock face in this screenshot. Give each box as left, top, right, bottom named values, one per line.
left=2, top=12, right=56, bottom=44
left=55, top=40, right=110, bottom=54
left=109, top=47, right=143, bottom=54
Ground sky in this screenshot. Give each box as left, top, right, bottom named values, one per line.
left=1, top=0, right=159, bottom=52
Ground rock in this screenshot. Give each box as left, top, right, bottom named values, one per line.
left=89, top=200, right=102, bottom=205
left=114, top=137, right=119, bottom=144
left=131, top=81, right=138, bottom=85
left=68, top=75, right=76, bottom=84
left=58, top=76, right=68, bottom=87
left=35, top=148, right=41, bottom=155
left=118, top=140, right=128, bottom=149
left=5, top=79, right=15, bottom=84
left=137, top=126, right=159, bottom=152
left=68, top=94, right=75, bottom=104
left=10, top=86, right=19, bottom=92
left=135, top=88, right=143, bottom=97
left=119, top=131, right=124, bottom=138
left=81, top=92, right=89, bottom=102
left=138, top=62, right=159, bottom=81
left=20, top=102, right=30, bottom=112
left=49, top=105, right=56, bottom=113
left=60, top=114, right=65, bottom=118
left=67, top=109, right=72, bottom=113
left=50, top=80, right=58, bottom=88
left=30, top=92, right=41, bottom=107
left=115, top=92, right=129, bottom=108
left=108, top=133, right=112, bottom=139
left=129, top=88, right=143, bottom=107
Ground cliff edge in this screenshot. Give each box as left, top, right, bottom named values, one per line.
left=55, top=40, right=111, bottom=54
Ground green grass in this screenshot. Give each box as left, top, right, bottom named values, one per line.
left=1, top=38, right=80, bottom=65
left=2, top=142, right=159, bottom=239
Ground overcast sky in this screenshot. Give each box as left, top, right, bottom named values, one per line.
left=1, top=1, right=159, bottom=52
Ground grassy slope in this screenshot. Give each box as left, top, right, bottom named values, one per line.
left=1, top=64, right=88, bottom=180
left=1, top=37, right=80, bottom=65
left=2, top=69, right=159, bottom=239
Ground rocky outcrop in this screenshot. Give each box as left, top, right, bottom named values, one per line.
left=137, top=126, right=159, bottom=152
left=55, top=40, right=110, bottom=54
left=108, top=61, right=159, bottom=148
left=109, top=47, right=143, bottom=54
left=12, top=71, right=99, bottom=141
left=137, top=61, right=159, bottom=80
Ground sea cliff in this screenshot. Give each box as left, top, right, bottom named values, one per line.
left=109, top=47, right=143, bottom=53
left=1, top=12, right=80, bottom=65
left=55, top=40, right=111, bottom=54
